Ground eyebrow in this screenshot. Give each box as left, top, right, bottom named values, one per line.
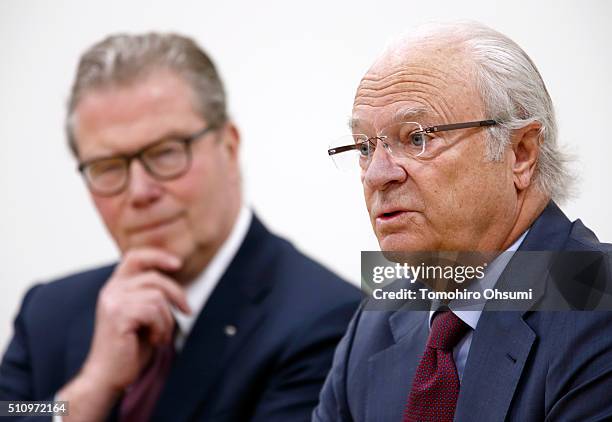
left=392, top=106, right=429, bottom=124
left=348, top=105, right=430, bottom=132
left=79, top=129, right=198, bottom=164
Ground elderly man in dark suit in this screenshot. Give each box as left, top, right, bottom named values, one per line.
left=0, top=33, right=361, bottom=422
left=316, top=21, right=612, bottom=421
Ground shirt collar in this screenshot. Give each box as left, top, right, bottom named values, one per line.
left=429, top=229, right=530, bottom=330
left=172, top=205, right=252, bottom=349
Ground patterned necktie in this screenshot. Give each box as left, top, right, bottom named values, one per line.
left=403, top=309, right=470, bottom=422
left=119, top=334, right=176, bottom=422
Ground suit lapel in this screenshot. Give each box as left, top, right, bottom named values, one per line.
left=152, top=217, right=276, bottom=422
left=454, top=254, right=543, bottom=421
left=366, top=294, right=430, bottom=422
left=153, top=289, right=268, bottom=421
left=455, top=311, right=535, bottom=422
left=455, top=201, right=572, bottom=421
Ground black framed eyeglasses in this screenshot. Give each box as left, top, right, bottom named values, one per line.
left=328, top=119, right=497, bottom=172
left=78, top=126, right=216, bottom=196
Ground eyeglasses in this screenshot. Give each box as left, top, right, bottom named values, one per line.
left=78, top=126, right=217, bottom=196
left=328, top=119, right=497, bottom=172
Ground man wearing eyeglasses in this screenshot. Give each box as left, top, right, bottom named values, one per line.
left=314, top=21, right=612, bottom=422
left=0, top=33, right=361, bottom=421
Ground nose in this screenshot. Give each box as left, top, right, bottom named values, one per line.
left=127, top=160, right=163, bottom=208
left=362, top=139, right=407, bottom=191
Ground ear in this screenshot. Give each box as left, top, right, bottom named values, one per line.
left=511, top=121, right=542, bottom=192
left=221, top=121, right=241, bottom=162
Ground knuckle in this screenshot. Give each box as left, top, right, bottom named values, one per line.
left=146, top=288, right=165, bottom=305
left=142, top=303, right=157, bottom=318
left=123, top=249, right=138, bottom=262
left=99, top=293, right=121, bottom=315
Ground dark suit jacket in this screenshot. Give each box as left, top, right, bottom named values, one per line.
left=0, top=215, right=361, bottom=421
left=314, top=202, right=612, bottom=421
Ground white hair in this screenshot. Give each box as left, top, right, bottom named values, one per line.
left=387, top=21, right=574, bottom=202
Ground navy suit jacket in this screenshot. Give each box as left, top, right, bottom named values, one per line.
left=314, top=202, right=612, bottom=421
left=0, top=215, right=361, bottom=421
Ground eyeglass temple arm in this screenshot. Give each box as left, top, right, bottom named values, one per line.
left=328, top=136, right=389, bottom=156
left=424, top=119, right=497, bottom=134
left=327, top=121, right=495, bottom=156
left=328, top=144, right=359, bottom=156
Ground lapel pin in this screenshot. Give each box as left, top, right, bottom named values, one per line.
left=224, top=325, right=237, bottom=337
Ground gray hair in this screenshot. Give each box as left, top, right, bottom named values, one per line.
left=66, top=32, right=227, bottom=156
left=389, top=21, right=573, bottom=202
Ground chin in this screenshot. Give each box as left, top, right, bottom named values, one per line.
left=124, top=232, right=193, bottom=258
left=159, top=236, right=194, bottom=260
left=377, top=232, right=434, bottom=252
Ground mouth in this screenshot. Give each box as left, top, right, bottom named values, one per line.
left=127, top=214, right=182, bottom=234
left=376, top=209, right=412, bottom=222
left=378, top=210, right=406, bottom=220
left=374, top=208, right=423, bottom=231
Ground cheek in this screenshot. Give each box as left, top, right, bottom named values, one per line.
left=417, top=157, right=478, bottom=222
left=172, top=171, right=212, bottom=219
left=175, top=157, right=224, bottom=225
left=92, top=196, right=126, bottom=244
left=93, top=196, right=120, bottom=227
left=363, top=184, right=374, bottom=213
left=425, top=156, right=511, bottom=227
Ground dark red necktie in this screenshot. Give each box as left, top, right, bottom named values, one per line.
left=403, top=309, right=470, bottom=422
left=119, top=337, right=176, bottom=422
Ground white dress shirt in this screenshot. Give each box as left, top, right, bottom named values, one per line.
left=172, top=205, right=252, bottom=350
left=428, top=230, right=529, bottom=381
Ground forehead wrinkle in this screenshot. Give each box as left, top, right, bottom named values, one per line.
left=351, top=93, right=455, bottom=134
left=354, top=83, right=447, bottom=109
left=357, top=80, right=444, bottom=96
left=382, top=95, right=449, bottom=127
left=354, top=84, right=451, bottom=115
left=408, top=93, right=454, bottom=124
left=358, top=66, right=451, bottom=92
left=354, top=71, right=451, bottom=111
left=354, top=62, right=466, bottom=128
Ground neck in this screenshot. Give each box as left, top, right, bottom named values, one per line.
left=175, top=202, right=242, bottom=286
left=500, top=187, right=549, bottom=251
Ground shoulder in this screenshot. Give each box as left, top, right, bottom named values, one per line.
left=523, top=311, right=612, bottom=402
left=525, top=201, right=611, bottom=252
left=4, top=265, right=115, bottom=381
left=265, top=230, right=362, bottom=312
left=566, top=218, right=612, bottom=252
left=244, top=215, right=362, bottom=310
left=237, top=219, right=362, bottom=354
left=18, top=264, right=115, bottom=325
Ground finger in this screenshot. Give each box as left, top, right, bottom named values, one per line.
left=143, top=291, right=176, bottom=345
left=128, top=271, right=191, bottom=315
left=112, top=288, right=175, bottom=345
left=157, top=300, right=176, bottom=345
left=129, top=301, right=172, bottom=346
left=115, top=248, right=182, bottom=277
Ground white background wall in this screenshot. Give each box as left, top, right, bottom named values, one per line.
left=1, top=0, right=610, bottom=349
